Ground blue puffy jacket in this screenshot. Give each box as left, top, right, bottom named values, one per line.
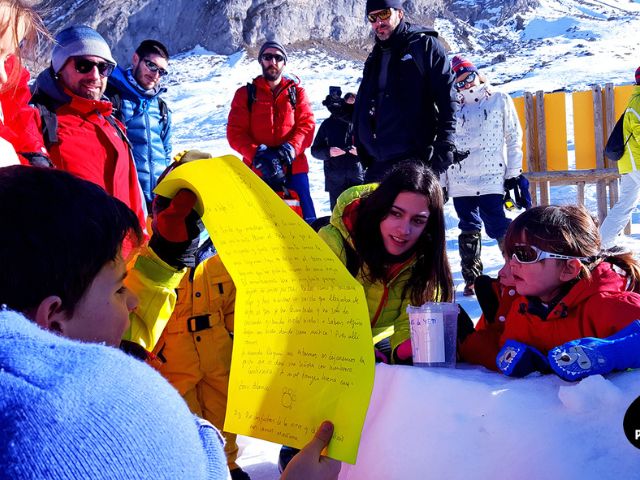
left=106, top=66, right=172, bottom=209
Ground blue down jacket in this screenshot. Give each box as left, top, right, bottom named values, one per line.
left=107, top=66, right=172, bottom=208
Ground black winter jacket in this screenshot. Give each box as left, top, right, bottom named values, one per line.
left=311, top=110, right=363, bottom=191
left=354, top=21, right=457, bottom=169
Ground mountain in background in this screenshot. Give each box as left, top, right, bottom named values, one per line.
left=39, top=0, right=537, bottom=60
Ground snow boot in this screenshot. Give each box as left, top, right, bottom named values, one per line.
left=230, top=467, right=251, bottom=480
left=496, top=340, right=550, bottom=377
left=548, top=320, right=640, bottom=381
left=459, top=230, right=482, bottom=289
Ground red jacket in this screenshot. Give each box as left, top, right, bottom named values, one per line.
left=462, top=262, right=640, bottom=369
left=227, top=75, right=314, bottom=175
left=0, top=56, right=48, bottom=162
left=31, top=68, right=146, bottom=234
left=459, top=278, right=520, bottom=371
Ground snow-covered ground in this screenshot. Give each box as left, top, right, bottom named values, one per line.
left=157, top=0, right=640, bottom=477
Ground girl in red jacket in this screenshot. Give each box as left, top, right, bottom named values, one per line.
left=471, top=204, right=640, bottom=380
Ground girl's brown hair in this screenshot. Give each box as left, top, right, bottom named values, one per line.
left=504, top=204, right=640, bottom=292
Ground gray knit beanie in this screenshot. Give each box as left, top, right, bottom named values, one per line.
left=258, top=40, right=288, bottom=63
left=51, top=25, right=116, bottom=73
left=0, top=309, right=228, bottom=479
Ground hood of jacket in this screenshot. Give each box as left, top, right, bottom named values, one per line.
left=33, top=68, right=71, bottom=110
left=328, top=183, right=379, bottom=249
left=109, top=66, right=166, bottom=100
left=560, top=262, right=629, bottom=305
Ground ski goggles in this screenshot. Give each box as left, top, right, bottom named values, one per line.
left=144, top=59, right=168, bottom=77
left=261, top=53, right=285, bottom=63
left=367, top=8, right=393, bottom=23
left=511, top=244, right=587, bottom=264
left=73, top=57, right=115, bottom=77
left=454, top=72, right=477, bottom=90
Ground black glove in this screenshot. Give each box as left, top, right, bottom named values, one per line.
left=504, top=176, right=519, bottom=191
left=442, top=186, right=449, bottom=205
left=276, top=142, right=296, bottom=169
left=457, top=305, right=475, bottom=343
left=149, top=150, right=208, bottom=269
left=254, top=144, right=286, bottom=191
left=429, top=141, right=455, bottom=175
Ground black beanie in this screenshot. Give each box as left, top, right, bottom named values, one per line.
left=258, top=40, right=288, bottom=63
left=366, top=0, right=403, bottom=14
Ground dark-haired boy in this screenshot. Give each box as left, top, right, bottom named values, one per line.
left=0, top=164, right=340, bottom=480
left=107, top=39, right=173, bottom=210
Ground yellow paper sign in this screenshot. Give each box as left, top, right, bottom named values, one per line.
left=155, top=155, right=374, bottom=463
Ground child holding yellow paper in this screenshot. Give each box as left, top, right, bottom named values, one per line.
left=318, top=160, right=471, bottom=363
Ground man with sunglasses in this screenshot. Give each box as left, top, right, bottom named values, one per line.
left=30, top=25, right=146, bottom=232
left=227, top=40, right=316, bottom=223
left=354, top=0, right=458, bottom=182
left=106, top=40, right=173, bottom=211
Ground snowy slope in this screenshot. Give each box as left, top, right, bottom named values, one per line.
left=157, top=1, right=640, bottom=477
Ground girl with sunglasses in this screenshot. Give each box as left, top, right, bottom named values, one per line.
left=443, top=55, right=524, bottom=297
left=463, top=204, right=640, bottom=379
left=319, top=160, right=466, bottom=364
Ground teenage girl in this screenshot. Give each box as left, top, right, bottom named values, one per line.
left=318, top=160, right=460, bottom=363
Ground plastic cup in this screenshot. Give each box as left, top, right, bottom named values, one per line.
left=406, top=302, right=459, bottom=368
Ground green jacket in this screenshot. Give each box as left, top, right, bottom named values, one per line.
left=617, top=85, right=640, bottom=174
left=122, top=246, right=186, bottom=350
left=318, top=184, right=417, bottom=353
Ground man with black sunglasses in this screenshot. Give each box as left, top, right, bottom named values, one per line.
left=354, top=0, right=459, bottom=181
left=106, top=40, right=173, bottom=211
left=30, top=25, right=147, bottom=233
left=227, top=40, right=317, bottom=223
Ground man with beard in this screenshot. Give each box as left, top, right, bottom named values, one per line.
left=106, top=40, right=173, bottom=211
left=227, top=40, right=316, bottom=222
left=354, top=0, right=459, bottom=182
left=30, top=25, right=146, bottom=231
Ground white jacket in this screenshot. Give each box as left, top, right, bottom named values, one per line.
left=446, top=84, right=523, bottom=198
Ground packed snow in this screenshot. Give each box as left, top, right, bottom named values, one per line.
left=153, top=0, right=640, bottom=477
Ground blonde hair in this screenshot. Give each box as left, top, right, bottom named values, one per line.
left=0, top=1, right=48, bottom=91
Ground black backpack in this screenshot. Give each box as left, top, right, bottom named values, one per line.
left=246, top=82, right=297, bottom=112
left=604, top=110, right=632, bottom=161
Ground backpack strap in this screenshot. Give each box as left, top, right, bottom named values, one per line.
left=246, top=82, right=257, bottom=112
left=157, top=96, right=170, bottom=138
left=287, top=85, right=297, bottom=109
left=104, top=114, right=134, bottom=151
left=109, top=91, right=124, bottom=123
left=35, top=103, right=59, bottom=147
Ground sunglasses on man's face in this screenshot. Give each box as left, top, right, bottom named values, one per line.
left=73, top=57, right=114, bottom=77
left=261, top=53, right=285, bottom=63
left=367, top=8, right=393, bottom=23
left=144, top=59, right=168, bottom=77
left=454, top=72, right=477, bottom=90
left=511, top=244, right=586, bottom=264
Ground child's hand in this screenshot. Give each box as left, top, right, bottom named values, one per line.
left=281, top=421, right=341, bottom=480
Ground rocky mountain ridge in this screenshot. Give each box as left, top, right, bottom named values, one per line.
left=39, top=0, right=537, bottom=61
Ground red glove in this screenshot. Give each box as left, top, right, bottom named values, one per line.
left=394, top=339, right=413, bottom=364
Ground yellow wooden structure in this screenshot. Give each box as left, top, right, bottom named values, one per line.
left=511, top=83, right=633, bottom=225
